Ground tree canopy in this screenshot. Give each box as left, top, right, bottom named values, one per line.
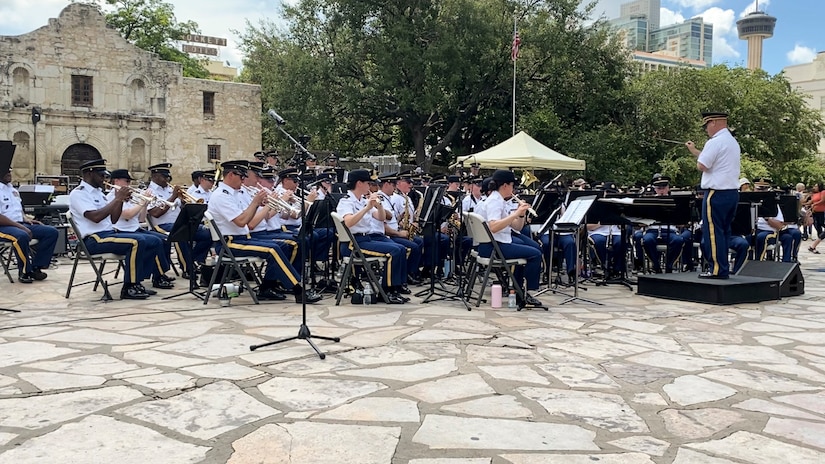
left=80, top=0, right=210, bottom=78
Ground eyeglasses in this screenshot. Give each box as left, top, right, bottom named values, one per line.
left=230, top=170, right=247, bottom=179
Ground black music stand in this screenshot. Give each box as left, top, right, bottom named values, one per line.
left=250, top=189, right=340, bottom=359
left=163, top=203, right=208, bottom=301
left=553, top=195, right=601, bottom=305
left=588, top=199, right=636, bottom=289
left=415, top=186, right=465, bottom=306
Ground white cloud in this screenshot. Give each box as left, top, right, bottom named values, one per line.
left=659, top=8, right=685, bottom=27
left=787, top=44, right=817, bottom=65
left=672, top=0, right=722, bottom=9
left=695, top=6, right=739, bottom=60
left=0, top=0, right=67, bottom=34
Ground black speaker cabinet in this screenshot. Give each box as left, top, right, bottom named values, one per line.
left=736, top=260, right=804, bottom=297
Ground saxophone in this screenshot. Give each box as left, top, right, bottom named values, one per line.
left=400, top=194, right=417, bottom=238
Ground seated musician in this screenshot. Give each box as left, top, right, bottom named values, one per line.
left=105, top=169, right=175, bottom=291
left=146, top=163, right=213, bottom=278
left=207, top=160, right=322, bottom=303
left=243, top=166, right=299, bottom=266
left=69, top=159, right=165, bottom=300
left=640, top=174, right=685, bottom=273
left=397, top=171, right=449, bottom=279
left=0, top=159, right=59, bottom=283
left=189, top=169, right=215, bottom=203
left=336, top=169, right=408, bottom=304
left=586, top=183, right=627, bottom=278
left=752, top=179, right=801, bottom=263
left=186, top=171, right=203, bottom=200
left=481, top=170, right=545, bottom=308
left=378, top=173, right=422, bottom=286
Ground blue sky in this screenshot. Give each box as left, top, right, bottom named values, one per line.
left=1, top=1, right=821, bottom=75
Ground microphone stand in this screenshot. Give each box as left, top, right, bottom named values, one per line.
left=250, top=114, right=339, bottom=359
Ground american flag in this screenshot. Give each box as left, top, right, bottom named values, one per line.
left=511, top=31, right=521, bottom=61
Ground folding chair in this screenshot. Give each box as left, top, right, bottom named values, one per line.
left=330, top=212, right=390, bottom=305
left=64, top=211, right=126, bottom=298
left=146, top=214, right=181, bottom=276
left=0, top=237, right=40, bottom=283
left=201, top=211, right=262, bottom=305
left=463, top=212, right=526, bottom=308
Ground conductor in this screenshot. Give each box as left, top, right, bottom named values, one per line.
left=685, top=112, right=741, bottom=279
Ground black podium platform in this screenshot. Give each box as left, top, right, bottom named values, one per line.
left=637, top=273, right=781, bottom=305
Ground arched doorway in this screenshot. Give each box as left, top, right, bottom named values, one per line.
left=61, top=143, right=102, bottom=183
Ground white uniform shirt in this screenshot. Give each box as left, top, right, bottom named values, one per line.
left=273, top=185, right=301, bottom=228
left=207, top=182, right=250, bottom=236
left=69, top=181, right=114, bottom=238
left=391, top=192, right=413, bottom=232
left=105, top=190, right=141, bottom=232
left=484, top=191, right=513, bottom=244
left=190, top=186, right=211, bottom=203
left=473, top=196, right=488, bottom=220
left=588, top=224, right=621, bottom=237
left=697, top=128, right=741, bottom=190
left=147, top=182, right=181, bottom=224
left=462, top=194, right=481, bottom=214
left=757, top=207, right=784, bottom=232
left=336, top=191, right=383, bottom=234
left=0, top=182, right=24, bottom=222
left=380, top=193, right=399, bottom=231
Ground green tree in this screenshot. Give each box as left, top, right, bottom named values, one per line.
left=79, top=0, right=209, bottom=78
left=238, top=0, right=632, bottom=169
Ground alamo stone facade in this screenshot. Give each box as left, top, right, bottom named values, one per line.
left=0, top=3, right=262, bottom=185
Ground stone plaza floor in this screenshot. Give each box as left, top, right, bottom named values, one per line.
left=1, top=251, right=825, bottom=464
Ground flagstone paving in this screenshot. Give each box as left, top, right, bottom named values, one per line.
left=2, top=252, right=825, bottom=463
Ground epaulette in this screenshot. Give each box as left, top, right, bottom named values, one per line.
left=77, top=185, right=85, bottom=190
left=221, top=189, right=229, bottom=194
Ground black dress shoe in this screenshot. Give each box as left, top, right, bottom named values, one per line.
left=698, top=272, right=729, bottom=279
left=258, top=288, right=287, bottom=300
left=406, top=275, right=422, bottom=285
left=18, top=274, right=34, bottom=284
left=152, top=278, right=175, bottom=289
left=384, top=292, right=406, bottom=304
left=121, top=285, right=150, bottom=300
left=398, top=284, right=412, bottom=295
left=31, top=269, right=48, bottom=281
left=524, top=294, right=546, bottom=307
left=136, top=284, right=157, bottom=296
left=294, top=287, right=323, bottom=304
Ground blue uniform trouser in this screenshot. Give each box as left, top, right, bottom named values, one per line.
left=422, top=231, right=450, bottom=267
left=131, top=229, right=171, bottom=276
left=283, top=225, right=335, bottom=263
left=84, top=230, right=161, bottom=284
left=680, top=230, right=695, bottom=269
left=391, top=236, right=422, bottom=278
left=754, top=230, right=777, bottom=261
left=479, top=241, right=542, bottom=291
left=224, top=236, right=299, bottom=287
left=342, top=234, right=407, bottom=287
left=512, top=232, right=541, bottom=251
left=250, top=230, right=299, bottom=265
left=0, top=223, right=59, bottom=275
left=589, top=234, right=626, bottom=273
left=540, top=233, right=576, bottom=274
left=702, top=189, right=738, bottom=277
left=730, top=235, right=749, bottom=273
left=159, top=222, right=213, bottom=273
left=778, top=228, right=802, bottom=262
left=642, top=228, right=684, bottom=272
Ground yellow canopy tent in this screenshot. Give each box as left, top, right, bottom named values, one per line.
left=452, top=131, right=585, bottom=171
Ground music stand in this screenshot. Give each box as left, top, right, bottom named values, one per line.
left=553, top=195, right=601, bottom=305
left=415, top=187, right=464, bottom=305
left=163, top=203, right=208, bottom=301
left=250, top=188, right=340, bottom=359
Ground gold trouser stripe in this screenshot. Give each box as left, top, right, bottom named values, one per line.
left=280, top=239, right=299, bottom=263
left=228, top=239, right=298, bottom=286
left=759, top=232, right=777, bottom=260
left=88, top=234, right=139, bottom=282
left=0, top=232, right=28, bottom=269
left=359, top=245, right=393, bottom=285
left=704, top=191, right=720, bottom=275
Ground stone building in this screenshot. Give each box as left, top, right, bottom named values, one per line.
left=0, top=3, right=261, bottom=186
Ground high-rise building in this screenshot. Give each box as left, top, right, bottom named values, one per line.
left=620, top=0, right=661, bottom=31
left=609, top=0, right=712, bottom=71
left=736, top=2, right=777, bottom=70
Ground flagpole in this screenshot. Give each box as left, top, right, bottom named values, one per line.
left=512, top=17, right=517, bottom=136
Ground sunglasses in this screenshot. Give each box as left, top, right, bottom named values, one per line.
left=230, top=170, right=248, bottom=179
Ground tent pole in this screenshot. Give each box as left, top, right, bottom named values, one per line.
left=512, top=17, right=517, bottom=136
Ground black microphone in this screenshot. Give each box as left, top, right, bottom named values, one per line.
left=267, top=109, right=286, bottom=125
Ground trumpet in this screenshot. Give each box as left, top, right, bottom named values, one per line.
left=175, top=186, right=204, bottom=204
left=511, top=193, right=537, bottom=217
left=105, top=182, right=176, bottom=209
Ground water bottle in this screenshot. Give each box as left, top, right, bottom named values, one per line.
left=491, top=284, right=502, bottom=308
left=334, top=266, right=344, bottom=283
left=363, top=284, right=373, bottom=305
left=507, top=289, right=517, bottom=309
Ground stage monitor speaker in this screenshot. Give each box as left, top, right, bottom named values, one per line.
left=736, top=260, right=804, bottom=297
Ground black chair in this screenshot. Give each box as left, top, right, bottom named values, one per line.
left=64, top=211, right=125, bottom=298
left=201, top=211, right=262, bottom=305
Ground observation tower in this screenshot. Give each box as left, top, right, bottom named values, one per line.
left=736, top=1, right=777, bottom=70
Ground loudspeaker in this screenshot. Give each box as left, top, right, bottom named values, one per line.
left=736, top=260, right=804, bottom=297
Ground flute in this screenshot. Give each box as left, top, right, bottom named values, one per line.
left=511, top=193, right=537, bottom=217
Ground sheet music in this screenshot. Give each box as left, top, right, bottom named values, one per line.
left=599, top=197, right=634, bottom=205
left=555, top=195, right=596, bottom=229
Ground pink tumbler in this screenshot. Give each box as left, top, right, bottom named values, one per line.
left=491, top=284, right=502, bottom=308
